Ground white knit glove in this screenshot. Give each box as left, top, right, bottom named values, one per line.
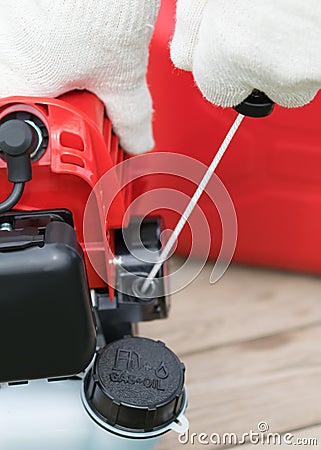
left=171, top=0, right=321, bottom=108
left=0, top=1, right=160, bottom=154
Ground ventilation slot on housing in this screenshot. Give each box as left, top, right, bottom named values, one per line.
left=60, top=154, right=85, bottom=168
left=60, top=132, right=84, bottom=152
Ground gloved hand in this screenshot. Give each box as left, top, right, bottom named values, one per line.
left=0, top=1, right=160, bottom=155
left=171, top=0, right=321, bottom=108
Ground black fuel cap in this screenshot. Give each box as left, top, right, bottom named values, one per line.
left=83, top=336, right=186, bottom=433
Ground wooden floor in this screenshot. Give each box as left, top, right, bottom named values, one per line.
left=140, top=257, right=321, bottom=449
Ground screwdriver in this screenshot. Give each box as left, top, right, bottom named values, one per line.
left=140, top=91, right=274, bottom=295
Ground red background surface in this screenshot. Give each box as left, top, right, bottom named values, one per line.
left=147, top=0, right=321, bottom=274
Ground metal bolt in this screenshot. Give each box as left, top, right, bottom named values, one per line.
left=0, top=222, right=13, bottom=232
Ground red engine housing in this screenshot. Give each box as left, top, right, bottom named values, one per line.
left=0, top=91, right=129, bottom=294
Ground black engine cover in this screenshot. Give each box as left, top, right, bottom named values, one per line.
left=0, top=211, right=96, bottom=383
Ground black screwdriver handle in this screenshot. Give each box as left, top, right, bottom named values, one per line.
left=234, top=89, right=274, bottom=118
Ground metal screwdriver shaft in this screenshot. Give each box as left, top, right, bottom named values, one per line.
left=140, top=113, right=245, bottom=294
